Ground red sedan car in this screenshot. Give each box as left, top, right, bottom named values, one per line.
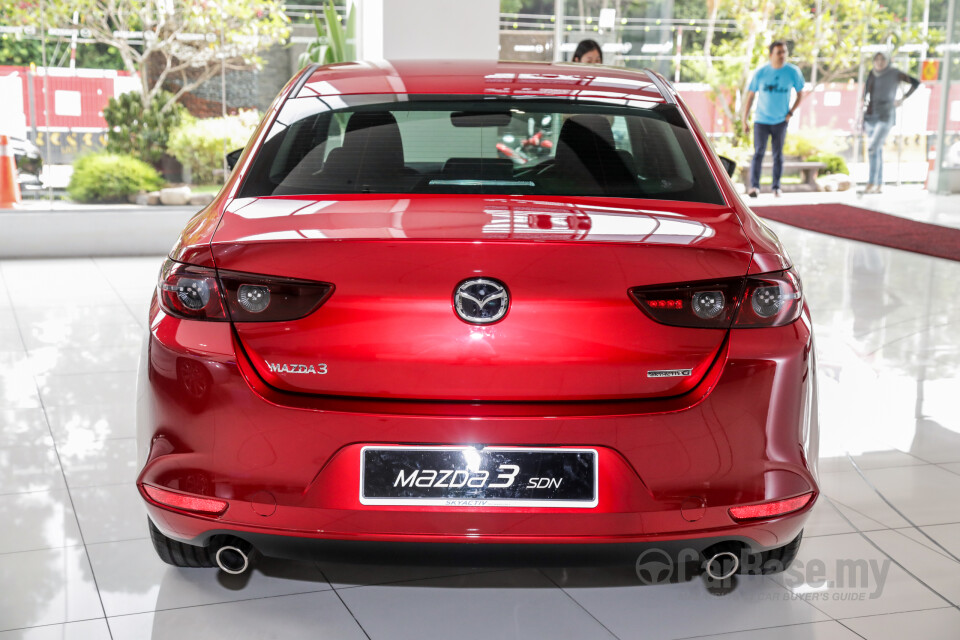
left=137, top=60, right=818, bottom=579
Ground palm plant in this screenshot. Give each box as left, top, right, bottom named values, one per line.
left=298, top=0, right=356, bottom=67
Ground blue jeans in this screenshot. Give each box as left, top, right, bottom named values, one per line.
left=750, top=121, right=788, bottom=190
left=864, top=118, right=893, bottom=186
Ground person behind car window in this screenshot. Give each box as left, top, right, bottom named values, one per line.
left=572, top=39, right=603, bottom=64
left=858, top=53, right=920, bottom=194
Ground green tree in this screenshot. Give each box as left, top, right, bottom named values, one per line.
left=701, top=0, right=941, bottom=143
left=103, top=90, right=185, bottom=166
left=0, top=33, right=41, bottom=65
left=2, top=0, right=289, bottom=115
left=0, top=34, right=125, bottom=69
left=76, top=43, right=125, bottom=70
left=780, top=0, right=933, bottom=87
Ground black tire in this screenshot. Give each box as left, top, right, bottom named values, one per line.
left=739, top=530, right=803, bottom=575
left=148, top=518, right=215, bottom=568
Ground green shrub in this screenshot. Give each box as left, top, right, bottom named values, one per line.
left=67, top=152, right=164, bottom=202
left=103, top=91, right=185, bottom=166
left=782, top=128, right=848, bottom=160
left=167, top=111, right=261, bottom=184
left=808, top=153, right=849, bottom=175
left=709, top=136, right=752, bottom=168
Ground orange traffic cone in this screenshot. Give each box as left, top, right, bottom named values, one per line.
left=0, top=135, right=22, bottom=209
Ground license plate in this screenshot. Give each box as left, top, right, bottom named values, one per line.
left=360, top=446, right=598, bottom=508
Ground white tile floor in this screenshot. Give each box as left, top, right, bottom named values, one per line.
left=1, top=199, right=960, bottom=639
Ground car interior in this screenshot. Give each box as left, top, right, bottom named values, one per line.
left=240, top=100, right=723, bottom=205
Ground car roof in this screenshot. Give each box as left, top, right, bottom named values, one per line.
left=297, top=60, right=668, bottom=104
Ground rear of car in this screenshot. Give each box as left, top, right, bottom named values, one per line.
left=12, top=136, right=42, bottom=189
left=137, top=61, right=818, bottom=575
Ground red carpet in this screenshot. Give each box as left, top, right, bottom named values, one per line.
left=753, top=204, right=960, bottom=262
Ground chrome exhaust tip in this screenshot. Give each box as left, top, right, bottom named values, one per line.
left=703, top=550, right=740, bottom=581
left=215, top=543, right=252, bottom=575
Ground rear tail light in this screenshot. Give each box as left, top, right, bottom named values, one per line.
left=141, top=484, right=228, bottom=516
left=218, top=271, right=333, bottom=322
left=157, top=259, right=333, bottom=322
left=629, top=268, right=803, bottom=329
left=629, top=278, right=742, bottom=329
left=158, top=259, right=227, bottom=321
left=728, top=492, right=814, bottom=521
left=735, top=268, right=803, bottom=328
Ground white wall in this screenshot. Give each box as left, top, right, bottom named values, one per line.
left=358, top=0, right=499, bottom=61
left=0, top=74, right=28, bottom=139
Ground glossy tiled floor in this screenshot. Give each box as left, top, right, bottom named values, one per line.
left=2, top=199, right=960, bottom=639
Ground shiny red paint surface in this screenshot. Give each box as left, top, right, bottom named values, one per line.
left=216, top=197, right=749, bottom=401
left=138, top=302, right=817, bottom=547
left=297, top=60, right=668, bottom=102
left=138, top=61, right=818, bottom=553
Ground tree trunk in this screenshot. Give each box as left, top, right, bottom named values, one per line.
left=703, top=0, right=720, bottom=72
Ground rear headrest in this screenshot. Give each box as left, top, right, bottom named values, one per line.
left=342, top=111, right=404, bottom=163
left=556, top=115, right=616, bottom=154
left=346, top=111, right=401, bottom=135
left=319, top=111, right=405, bottom=188
left=553, top=115, right=637, bottom=193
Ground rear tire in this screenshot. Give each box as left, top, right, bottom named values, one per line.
left=148, top=518, right=215, bottom=568
left=739, top=530, right=803, bottom=575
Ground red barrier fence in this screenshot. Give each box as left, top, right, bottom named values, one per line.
left=0, top=65, right=138, bottom=134
left=1, top=65, right=956, bottom=147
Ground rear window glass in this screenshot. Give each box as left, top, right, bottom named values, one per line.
left=237, top=95, right=724, bottom=205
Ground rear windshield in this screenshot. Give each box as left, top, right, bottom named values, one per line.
left=238, top=95, right=724, bottom=205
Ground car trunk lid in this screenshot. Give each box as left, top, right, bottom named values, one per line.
left=212, top=195, right=752, bottom=402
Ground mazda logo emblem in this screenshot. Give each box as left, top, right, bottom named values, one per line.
left=454, top=278, right=509, bottom=324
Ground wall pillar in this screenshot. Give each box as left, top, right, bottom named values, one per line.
left=357, top=0, right=500, bottom=61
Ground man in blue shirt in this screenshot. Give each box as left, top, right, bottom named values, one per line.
left=741, top=41, right=806, bottom=197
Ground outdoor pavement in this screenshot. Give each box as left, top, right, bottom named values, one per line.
left=0, top=188, right=959, bottom=639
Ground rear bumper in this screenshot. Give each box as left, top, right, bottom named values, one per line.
left=144, top=498, right=812, bottom=554
left=137, top=299, right=819, bottom=554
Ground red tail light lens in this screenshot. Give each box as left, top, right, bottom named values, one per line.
left=629, top=278, right=743, bottom=329
left=218, top=271, right=333, bottom=322
left=157, top=259, right=228, bottom=321
left=728, top=492, right=814, bottom=521
left=629, top=268, right=802, bottom=329
left=158, top=260, right=334, bottom=322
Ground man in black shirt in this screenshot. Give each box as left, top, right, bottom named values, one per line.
left=859, top=53, right=920, bottom=194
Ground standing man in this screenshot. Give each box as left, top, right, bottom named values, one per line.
left=858, top=53, right=920, bottom=194
left=741, top=41, right=806, bottom=198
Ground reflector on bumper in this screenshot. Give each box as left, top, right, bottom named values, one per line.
left=728, top=492, right=814, bottom=521
left=142, top=484, right=228, bottom=516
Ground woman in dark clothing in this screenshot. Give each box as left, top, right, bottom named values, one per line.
left=859, top=53, right=920, bottom=193
left=572, top=39, right=602, bottom=64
